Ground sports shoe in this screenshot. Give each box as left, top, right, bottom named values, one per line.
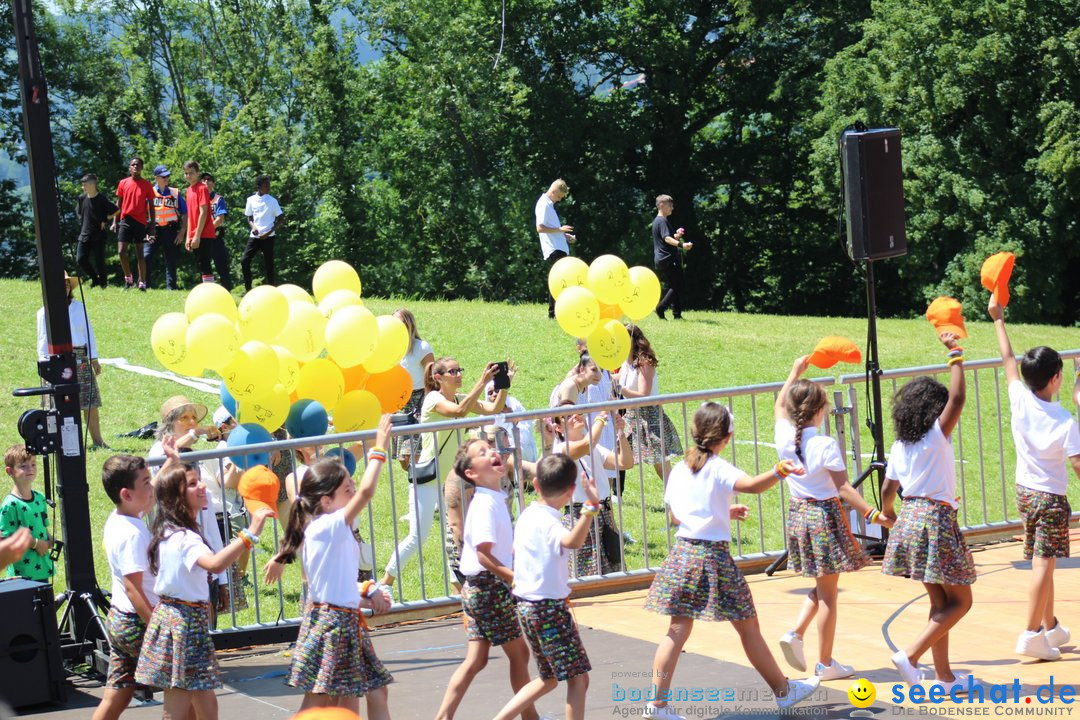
left=643, top=704, right=685, bottom=719
left=623, top=531, right=636, bottom=545
left=138, top=281, right=147, bottom=292
left=1016, top=629, right=1061, bottom=660
left=655, top=307, right=666, bottom=320
left=1046, top=621, right=1071, bottom=648
left=779, top=630, right=806, bottom=672
left=123, top=280, right=134, bottom=291
left=815, top=659, right=854, bottom=680
left=776, top=677, right=819, bottom=710
left=891, top=649, right=921, bottom=685
left=930, top=673, right=971, bottom=696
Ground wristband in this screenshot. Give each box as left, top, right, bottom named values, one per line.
left=946, top=355, right=964, bottom=367
left=773, top=461, right=790, bottom=479
left=367, top=448, right=388, bottom=464
left=238, top=529, right=259, bottom=547
left=360, top=580, right=382, bottom=599
left=947, top=348, right=963, bottom=357
left=595, top=416, right=607, bottom=426
left=237, top=531, right=253, bottom=549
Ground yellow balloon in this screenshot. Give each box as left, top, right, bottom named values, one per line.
left=363, top=315, right=410, bottom=374
left=221, top=340, right=279, bottom=401
left=278, top=284, right=315, bottom=305
left=547, top=256, right=590, bottom=300
left=312, top=260, right=362, bottom=302
left=275, top=301, right=327, bottom=362
left=271, top=344, right=300, bottom=394
left=620, top=266, right=663, bottom=321
left=169, top=353, right=205, bottom=378
left=587, top=254, right=632, bottom=305
left=296, top=358, right=346, bottom=411
left=587, top=319, right=631, bottom=371
left=185, top=283, right=237, bottom=323
left=151, top=312, right=190, bottom=370
left=318, top=289, right=364, bottom=318
left=186, top=313, right=239, bottom=371
left=237, top=389, right=290, bottom=432
left=333, top=390, right=381, bottom=433
left=554, top=285, right=600, bottom=338
left=238, top=285, right=289, bottom=342
left=325, top=305, right=378, bottom=368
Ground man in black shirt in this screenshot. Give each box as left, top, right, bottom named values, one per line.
left=652, top=194, right=692, bottom=319
left=75, top=173, right=118, bottom=288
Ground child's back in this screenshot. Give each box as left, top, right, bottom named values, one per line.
left=512, top=501, right=570, bottom=601
left=1009, top=379, right=1080, bottom=493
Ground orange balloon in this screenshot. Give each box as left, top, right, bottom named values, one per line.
left=341, top=363, right=371, bottom=393
left=598, top=301, right=622, bottom=320
left=365, top=365, right=413, bottom=413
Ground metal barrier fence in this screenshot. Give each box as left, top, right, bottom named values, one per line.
left=151, top=350, right=1080, bottom=648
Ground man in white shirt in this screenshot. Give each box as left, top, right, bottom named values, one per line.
left=241, top=174, right=283, bottom=291
left=535, top=179, right=576, bottom=318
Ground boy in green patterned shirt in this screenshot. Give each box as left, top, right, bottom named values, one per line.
left=0, top=444, right=54, bottom=582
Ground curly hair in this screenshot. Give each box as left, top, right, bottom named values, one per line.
left=784, top=380, right=829, bottom=462
left=891, top=376, right=949, bottom=444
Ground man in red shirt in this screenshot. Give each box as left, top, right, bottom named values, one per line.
left=182, top=160, right=217, bottom=285
left=110, top=157, right=156, bottom=290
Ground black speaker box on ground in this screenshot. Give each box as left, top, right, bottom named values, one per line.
left=842, top=128, right=907, bottom=261
left=0, top=578, right=66, bottom=708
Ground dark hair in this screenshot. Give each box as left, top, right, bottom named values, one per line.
left=183, top=159, right=200, bottom=172
left=1020, top=346, right=1062, bottom=392
left=626, top=324, right=658, bottom=367
left=535, top=454, right=577, bottom=497
left=129, top=156, right=143, bottom=166
left=784, top=380, right=829, bottom=462
left=272, top=459, right=350, bottom=565
left=551, top=400, right=577, bottom=441
left=4, top=443, right=31, bottom=469
left=892, top=377, right=950, bottom=444
left=147, top=466, right=203, bottom=575
left=574, top=352, right=597, bottom=374
left=102, top=454, right=147, bottom=504
left=452, top=439, right=484, bottom=484
left=685, top=403, right=733, bottom=473
left=200, top=172, right=214, bottom=182
left=424, top=356, right=456, bottom=393
left=255, top=174, right=270, bottom=188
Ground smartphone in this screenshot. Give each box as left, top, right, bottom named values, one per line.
left=492, top=361, right=510, bottom=391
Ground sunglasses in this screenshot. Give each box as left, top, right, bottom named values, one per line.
left=442, top=368, right=464, bottom=376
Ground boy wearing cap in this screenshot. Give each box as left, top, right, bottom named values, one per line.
left=145, top=166, right=188, bottom=290
left=75, top=173, right=118, bottom=288
left=110, top=156, right=156, bottom=291
left=988, top=294, right=1080, bottom=660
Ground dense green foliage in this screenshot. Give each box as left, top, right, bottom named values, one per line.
left=3, top=0, right=1080, bottom=321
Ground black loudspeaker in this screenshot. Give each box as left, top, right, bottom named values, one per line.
left=0, top=579, right=66, bottom=708
left=842, top=128, right=907, bottom=261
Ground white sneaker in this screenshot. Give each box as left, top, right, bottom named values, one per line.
left=776, top=677, right=820, bottom=710
left=891, top=650, right=921, bottom=685
left=1046, top=621, right=1071, bottom=649
left=779, top=631, right=807, bottom=672
left=643, top=704, right=686, bottom=719
left=929, top=673, right=971, bottom=696
left=1016, top=629, right=1061, bottom=660
left=815, top=659, right=855, bottom=680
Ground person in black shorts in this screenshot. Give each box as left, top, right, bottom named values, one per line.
left=75, top=173, right=118, bottom=288
left=110, top=157, right=156, bottom=290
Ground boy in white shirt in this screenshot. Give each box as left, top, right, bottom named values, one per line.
left=989, top=295, right=1080, bottom=660
left=241, top=174, right=283, bottom=290
left=493, top=454, right=600, bottom=720
left=92, top=455, right=158, bottom=720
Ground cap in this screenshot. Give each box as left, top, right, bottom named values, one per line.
left=212, top=405, right=233, bottom=427
left=925, top=297, right=967, bottom=339
left=980, top=251, right=1015, bottom=307
left=152, top=165, right=171, bottom=178
left=237, top=465, right=280, bottom=516
left=159, top=395, right=208, bottom=424
left=291, top=709, right=360, bottom=720
left=79, top=173, right=97, bottom=183
left=808, top=336, right=862, bottom=369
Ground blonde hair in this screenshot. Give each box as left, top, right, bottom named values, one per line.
left=550, top=178, right=569, bottom=194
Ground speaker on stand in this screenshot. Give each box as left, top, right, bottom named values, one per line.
left=0, top=578, right=66, bottom=708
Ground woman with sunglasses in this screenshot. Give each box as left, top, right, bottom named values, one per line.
left=381, top=357, right=516, bottom=589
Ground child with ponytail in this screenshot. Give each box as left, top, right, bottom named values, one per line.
left=265, top=416, right=394, bottom=718
left=774, top=356, right=892, bottom=681
left=641, top=402, right=818, bottom=719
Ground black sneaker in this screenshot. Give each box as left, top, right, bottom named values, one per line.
left=655, top=307, right=666, bottom=320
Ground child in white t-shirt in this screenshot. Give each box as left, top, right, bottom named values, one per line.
left=989, top=295, right=1080, bottom=660
left=881, top=331, right=974, bottom=690
left=774, top=356, right=892, bottom=681
left=92, top=455, right=157, bottom=720
left=641, top=402, right=818, bottom=718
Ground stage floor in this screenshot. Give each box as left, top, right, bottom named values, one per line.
left=18, top=535, right=1080, bottom=719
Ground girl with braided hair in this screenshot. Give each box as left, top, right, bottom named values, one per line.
left=774, top=356, right=893, bottom=681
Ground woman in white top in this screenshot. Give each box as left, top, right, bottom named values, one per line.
left=774, top=356, right=892, bottom=682
left=881, top=332, right=974, bottom=690
left=395, top=308, right=434, bottom=466
left=617, top=324, right=683, bottom=484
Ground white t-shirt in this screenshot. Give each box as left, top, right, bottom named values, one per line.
left=774, top=418, right=845, bottom=500
left=459, top=486, right=514, bottom=577
left=244, top=193, right=283, bottom=236
left=665, top=455, right=743, bottom=541
left=885, top=420, right=957, bottom=508
left=37, top=301, right=97, bottom=358
left=401, top=338, right=434, bottom=391
left=1009, top=380, right=1080, bottom=494
left=553, top=440, right=613, bottom=502
left=512, top=502, right=571, bottom=600
left=534, top=194, right=569, bottom=259
left=619, top=361, right=657, bottom=396
left=303, top=508, right=361, bottom=608
left=103, top=511, right=158, bottom=614
left=152, top=528, right=211, bottom=602
left=583, top=371, right=617, bottom=478
left=493, top=395, right=538, bottom=463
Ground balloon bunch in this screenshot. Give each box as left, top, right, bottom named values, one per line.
left=150, top=261, right=413, bottom=457
left=547, top=255, right=661, bottom=371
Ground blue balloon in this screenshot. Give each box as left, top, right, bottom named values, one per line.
left=325, top=447, right=357, bottom=476
left=220, top=383, right=237, bottom=418
left=285, top=399, right=328, bottom=439
left=226, top=422, right=273, bottom=469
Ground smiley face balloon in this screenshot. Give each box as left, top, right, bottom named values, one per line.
left=847, top=678, right=876, bottom=709
left=555, top=285, right=600, bottom=338
left=587, top=254, right=632, bottom=305
left=587, top=319, right=631, bottom=371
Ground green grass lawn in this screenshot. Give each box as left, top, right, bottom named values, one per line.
left=1, top=278, right=1078, bottom=627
